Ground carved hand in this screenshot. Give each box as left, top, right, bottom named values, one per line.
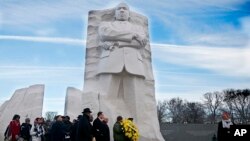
left=100, top=41, right=114, bottom=50
left=133, top=34, right=147, bottom=47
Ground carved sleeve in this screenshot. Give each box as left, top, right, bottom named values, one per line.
left=98, top=22, right=133, bottom=42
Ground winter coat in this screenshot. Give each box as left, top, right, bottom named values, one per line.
left=70, top=120, right=79, bottom=141
left=20, top=123, right=32, bottom=140
left=63, top=120, right=73, bottom=141
left=217, top=121, right=235, bottom=141
left=103, top=123, right=110, bottom=141
left=30, top=124, right=45, bottom=141
left=113, top=122, right=128, bottom=141
left=8, top=120, right=21, bottom=141
left=93, top=118, right=106, bottom=141
left=75, top=114, right=93, bottom=141
left=50, top=121, right=65, bottom=141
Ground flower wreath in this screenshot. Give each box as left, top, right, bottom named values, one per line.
left=121, top=119, right=139, bottom=141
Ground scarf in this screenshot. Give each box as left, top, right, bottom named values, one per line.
left=222, top=119, right=233, bottom=128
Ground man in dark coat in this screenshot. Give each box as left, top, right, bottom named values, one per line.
left=93, top=112, right=106, bottom=141
left=50, top=115, right=65, bottom=141
left=71, top=115, right=82, bottom=141
left=103, top=117, right=110, bottom=141
left=63, top=116, right=73, bottom=141
left=217, top=112, right=235, bottom=141
left=75, top=108, right=93, bottom=141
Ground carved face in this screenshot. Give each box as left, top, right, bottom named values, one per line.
left=115, top=3, right=130, bottom=21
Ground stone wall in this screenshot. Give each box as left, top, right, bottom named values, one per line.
left=64, top=87, right=83, bottom=120
left=0, top=84, right=44, bottom=141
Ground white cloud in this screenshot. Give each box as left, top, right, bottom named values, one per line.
left=240, top=16, right=250, bottom=36
left=1, top=0, right=248, bottom=47
left=185, top=31, right=248, bottom=47
left=151, top=15, right=250, bottom=73
left=131, top=0, right=244, bottom=12
left=155, top=91, right=204, bottom=102
left=0, top=66, right=84, bottom=88
left=1, top=34, right=249, bottom=78
left=0, top=0, right=116, bottom=26
left=0, top=66, right=83, bottom=115
left=154, top=68, right=250, bottom=102
left=156, top=11, right=249, bottom=46
left=0, top=66, right=84, bottom=85
left=193, top=0, right=246, bottom=10
left=127, top=0, right=249, bottom=47
left=1, top=1, right=80, bottom=25
left=0, top=12, right=2, bottom=28
left=0, top=0, right=245, bottom=26
left=0, top=35, right=85, bottom=45
left=34, top=28, right=57, bottom=36
left=152, top=43, right=250, bottom=77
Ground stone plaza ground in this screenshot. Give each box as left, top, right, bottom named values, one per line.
left=160, top=123, right=218, bottom=141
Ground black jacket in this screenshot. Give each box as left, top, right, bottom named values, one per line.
left=103, top=123, right=110, bottom=141
left=63, top=120, right=73, bottom=141
left=20, top=123, right=32, bottom=140
left=93, top=118, right=106, bottom=141
left=217, top=121, right=234, bottom=141
left=71, top=120, right=79, bottom=141
left=75, top=114, right=93, bottom=141
left=50, top=121, right=65, bottom=141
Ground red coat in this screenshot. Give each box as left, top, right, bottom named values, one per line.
left=9, top=120, right=21, bottom=141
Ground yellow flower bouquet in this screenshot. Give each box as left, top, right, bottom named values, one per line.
left=121, top=119, right=139, bottom=141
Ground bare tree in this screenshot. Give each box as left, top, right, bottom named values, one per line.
left=166, top=97, right=185, bottom=123
left=203, top=91, right=223, bottom=123
left=183, top=102, right=206, bottom=123
left=157, top=100, right=168, bottom=124
left=45, top=111, right=58, bottom=121
left=223, top=89, right=250, bottom=123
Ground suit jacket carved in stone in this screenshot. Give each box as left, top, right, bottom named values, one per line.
left=97, top=20, right=146, bottom=78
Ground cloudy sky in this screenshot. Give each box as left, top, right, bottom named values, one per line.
left=0, top=0, right=250, bottom=115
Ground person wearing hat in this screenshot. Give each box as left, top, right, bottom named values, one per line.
left=76, top=108, right=93, bottom=141
left=217, top=112, right=235, bottom=141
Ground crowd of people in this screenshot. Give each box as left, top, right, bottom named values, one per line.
left=4, top=108, right=132, bottom=141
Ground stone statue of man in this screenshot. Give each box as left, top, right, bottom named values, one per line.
left=80, top=3, right=164, bottom=141
left=98, top=3, right=147, bottom=78
left=96, top=3, right=149, bottom=120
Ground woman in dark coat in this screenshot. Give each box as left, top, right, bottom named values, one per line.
left=217, top=112, right=235, bottom=141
